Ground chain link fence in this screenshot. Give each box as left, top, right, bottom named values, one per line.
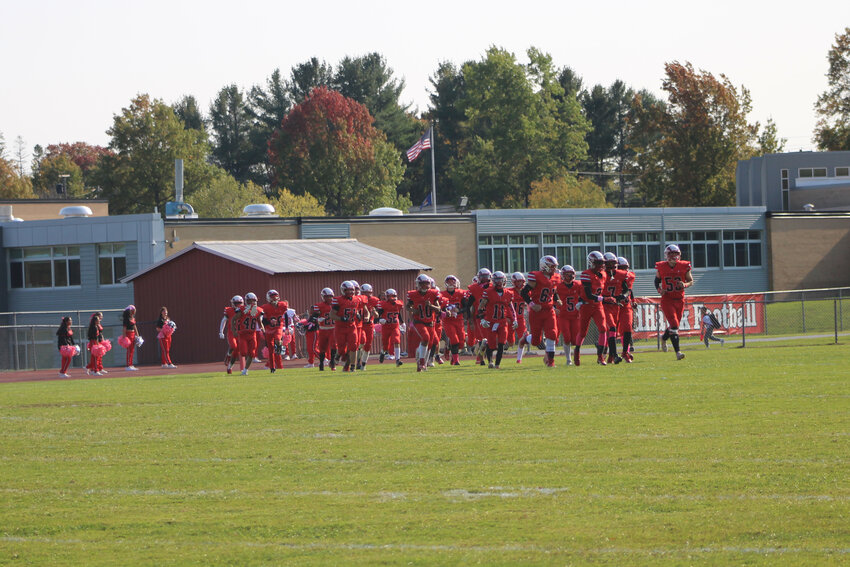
left=1, top=288, right=848, bottom=371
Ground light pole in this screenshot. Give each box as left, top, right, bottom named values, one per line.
left=57, top=174, right=70, bottom=199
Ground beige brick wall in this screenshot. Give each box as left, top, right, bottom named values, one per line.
left=767, top=216, right=850, bottom=290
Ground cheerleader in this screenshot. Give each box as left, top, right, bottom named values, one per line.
left=119, top=305, right=140, bottom=371
left=57, top=316, right=77, bottom=378
left=86, top=312, right=111, bottom=376
left=156, top=306, right=177, bottom=368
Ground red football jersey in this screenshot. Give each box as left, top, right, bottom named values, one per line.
left=481, top=287, right=517, bottom=322
left=223, top=306, right=239, bottom=337
left=603, top=269, right=629, bottom=300
left=234, top=306, right=264, bottom=335
left=332, top=295, right=360, bottom=328
left=579, top=269, right=608, bottom=303
left=441, top=288, right=467, bottom=319
left=407, top=288, right=440, bottom=323
left=361, top=295, right=380, bottom=325
left=656, top=260, right=692, bottom=300
left=555, top=281, right=583, bottom=318
left=260, top=301, right=289, bottom=329
left=466, top=282, right=490, bottom=313
left=526, top=270, right=557, bottom=306
left=508, top=288, right=527, bottom=321
left=378, top=299, right=404, bottom=326
left=316, top=302, right=334, bottom=329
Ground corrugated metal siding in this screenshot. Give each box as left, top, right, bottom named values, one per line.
left=301, top=223, right=351, bottom=239
left=131, top=248, right=423, bottom=365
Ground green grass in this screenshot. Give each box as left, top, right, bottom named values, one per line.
left=2, top=344, right=849, bottom=566
left=763, top=298, right=850, bottom=335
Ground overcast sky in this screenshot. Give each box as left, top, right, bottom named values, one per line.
left=1, top=0, right=845, bottom=162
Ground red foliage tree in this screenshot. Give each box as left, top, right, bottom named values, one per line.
left=45, top=142, right=113, bottom=173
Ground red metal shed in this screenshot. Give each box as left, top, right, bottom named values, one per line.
left=123, top=239, right=430, bottom=365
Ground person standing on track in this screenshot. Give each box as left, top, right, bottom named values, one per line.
left=655, top=244, right=693, bottom=361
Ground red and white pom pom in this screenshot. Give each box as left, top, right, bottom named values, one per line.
left=74, top=344, right=81, bottom=356
left=118, top=335, right=132, bottom=349
left=101, top=339, right=112, bottom=352
left=281, top=332, right=292, bottom=346
left=161, top=324, right=174, bottom=337
left=90, top=344, right=107, bottom=357
left=135, top=336, right=144, bottom=347
left=373, top=323, right=382, bottom=334
left=262, top=346, right=269, bottom=359
left=60, top=345, right=76, bottom=357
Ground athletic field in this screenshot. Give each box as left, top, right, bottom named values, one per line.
left=2, top=340, right=847, bottom=565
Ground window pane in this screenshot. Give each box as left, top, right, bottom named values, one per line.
left=10, top=262, right=23, bottom=288
left=24, top=247, right=51, bottom=259
left=648, top=244, right=661, bottom=265
left=633, top=247, right=646, bottom=270
left=509, top=248, right=523, bottom=273
left=54, top=260, right=68, bottom=287
left=748, top=230, right=759, bottom=240
left=509, top=235, right=522, bottom=245
left=707, top=244, right=720, bottom=267
left=543, top=235, right=555, bottom=245
left=478, top=249, right=490, bottom=270
left=479, top=236, right=490, bottom=246
left=492, top=235, right=507, bottom=245
left=724, top=243, right=735, bottom=267
left=799, top=168, right=812, bottom=178
left=813, top=168, right=827, bottom=177
left=692, top=244, right=706, bottom=268
left=735, top=231, right=746, bottom=240
left=723, top=230, right=733, bottom=240
left=556, top=235, right=569, bottom=244
left=115, top=255, right=126, bottom=280
left=68, top=259, right=81, bottom=286
left=781, top=179, right=789, bottom=190
left=492, top=248, right=508, bottom=273
left=10, top=249, right=23, bottom=260
left=25, top=260, right=52, bottom=287
left=67, top=246, right=80, bottom=257
left=99, top=258, right=114, bottom=285
left=706, top=232, right=719, bottom=241
left=735, top=243, right=747, bottom=266
left=837, top=167, right=849, bottom=177
left=524, top=234, right=539, bottom=244
left=524, top=252, right=538, bottom=273
left=749, top=243, right=761, bottom=266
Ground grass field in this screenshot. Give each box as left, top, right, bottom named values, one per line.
left=2, top=342, right=848, bottom=565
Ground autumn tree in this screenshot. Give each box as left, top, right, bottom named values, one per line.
left=630, top=62, right=757, bottom=206
left=814, top=27, right=850, bottom=150
left=31, top=155, right=85, bottom=198
left=92, top=94, right=215, bottom=214
left=528, top=174, right=611, bottom=208
left=268, top=87, right=408, bottom=216
left=0, top=156, right=36, bottom=199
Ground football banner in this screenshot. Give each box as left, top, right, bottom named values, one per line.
left=631, top=294, right=766, bottom=339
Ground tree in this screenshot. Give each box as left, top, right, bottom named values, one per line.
left=209, top=85, right=255, bottom=184
left=528, top=173, right=611, bottom=208
left=268, top=87, right=407, bottom=216
left=757, top=117, right=787, bottom=155
left=173, top=95, right=206, bottom=132
left=13, top=136, right=28, bottom=176
left=44, top=142, right=112, bottom=174
left=288, top=58, right=333, bottom=105
left=92, top=94, right=215, bottom=214
left=581, top=84, right=617, bottom=178
left=630, top=62, right=758, bottom=206
left=31, top=155, right=85, bottom=198
left=189, top=168, right=267, bottom=218
left=0, top=156, right=36, bottom=199
left=268, top=188, right=326, bottom=217
left=814, top=27, right=850, bottom=150
left=451, top=47, right=589, bottom=208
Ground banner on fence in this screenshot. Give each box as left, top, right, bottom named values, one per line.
left=632, top=294, right=766, bottom=338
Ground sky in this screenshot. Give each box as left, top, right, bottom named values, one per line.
left=1, top=0, right=846, bottom=165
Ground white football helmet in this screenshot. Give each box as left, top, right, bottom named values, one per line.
left=511, top=272, right=526, bottom=287
left=231, top=295, right=244, bottom=307
left=385, top=288, right=397, bottom=298
left=416, top=273, right=432, bottom=292
left=477, top=268, right=492, bottom=283
left=266, top=289, right=280, bottom=303
left=617, top=256, right=630, bottom=269
left=587, top=251, right=605, bottom=270
left=245, top=292, right=258, bottom=304
left=361, top=283, right=373, bottom=294
left=603, top=252, right=618, bottom=269
left=321, top=287, right=334, bottom=298
left=561, top=265, right=576, bottom=281
left=492, top=271, right=507, bottom=288
left=665, top=244, right=682, bottom=261
left=445, top=275, right=460, bottom=290
left=340, top=281, right=356, bottom=296
left=539, top=255, right=558, bottom=275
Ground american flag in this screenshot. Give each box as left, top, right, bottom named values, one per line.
left=406, top=128, right=432, bottom=162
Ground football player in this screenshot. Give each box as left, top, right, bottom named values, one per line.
left=574, top=251, right=610, bottom=366
left=477, top=271, right=518, bottom=369
left=441, top=275, right=467, bottom=365
left=509, top=272, right=530, bottom=364
left=601, top=252, right=629, bottom=365
left=231, top=292, right=265, bottom=375
left=466, top=268, right=493, bottom=365
left=315, top=287, right=337, bottom=371
left=359, top=283, right=381, bottom=369
left=617, top=256, right=637, bottom=362
left=261, top=289, right=289, bottom=373
left=330, top=281, right=360, bottom=372
left=521, top=255, right=561, bottom=367
left=655, top=244, right=693, bottom=360
left=377, top=288, right=405, bottom=366
left=407, top=274, right=441, bottom=372
left=555, top=265, right=582, bottom=365
left=219, top=295, right=243, bottom=374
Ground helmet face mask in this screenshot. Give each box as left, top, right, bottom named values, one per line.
left=492, top=271, right=506, bottom=288
left=539, top=255, right=558, bottom=275
left=477, top=268, right=492, bottom=284
left=385, top=288, right=397, bottom=300
left=245, top=292, right=258, bottom=305
left=444, top=275, right=459, bottom=291
left=416, top=274, right=432, bottom=292
left=511, top=271, right=526, bottom=288
left=321, top=287, right=334, bottom=303
left=340, top=281, right=356, bottom=297
left=266, top=289, right=279, bottom=303
left=560, top=265, right=576, bottom=282
left=603, top=252, right=618, bottom=270
left=587, top=251, right=605, bottom=270
left=617, top=256, right=630, bottom=270
left=665, top=244, right=681, bottom=262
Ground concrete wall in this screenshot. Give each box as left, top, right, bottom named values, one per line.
left=766, top=213, right=850, bottom=290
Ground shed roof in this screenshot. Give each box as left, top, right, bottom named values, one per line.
left=123, top=239, right=431, bottom=282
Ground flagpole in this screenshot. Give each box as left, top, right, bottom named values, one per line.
left=429, top=124, right=437, bottom=214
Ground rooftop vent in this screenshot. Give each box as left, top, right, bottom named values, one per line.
left=241, top=204, right=278, bottom=218
left=368, top=207, right=403, bottom=216
left=59, top=206, right=93, bottom=218
left=802, top=203, right=816, bottom=212
left=0, top=205, right=23, bottom=222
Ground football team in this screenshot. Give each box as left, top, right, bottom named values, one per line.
left=220, top=245, right=693, bottom=374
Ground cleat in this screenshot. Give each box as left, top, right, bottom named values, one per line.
left=661, top=339, right=668, bottom=353
left=436, top=355, right=444, bottom=365
left=379, top=352, right=385, bottom=363
left=270, top=368, right=276, bottom=373
left=284, top=355, right=290, bottom=361
left=566, top=355, right=572, bottom=366
left=623, top=353, right=632, bottom=363
left=303, top=363, right=314, bottom=368
left=493, top=365, right=500, bottom=370
left=597, top=356, right=606, bottom=366
left=606, top=355, right=614, bottom=365
left=126, top=366, right=138, bottom=371
left=162, top=364, right=169, bottom=369
left=613, top=356, right=623, bottom=365
left=573, top=351, right=581, bottom=366
left=226, top=367, right=232, bottom=374
left=241, top=369, right=248, bottom=375
left=676, top=351, right=686, bottom=361
left=168, top=364, right=177, bottom=368
left=488, top=362, right=495, bottom=369
left=396, top=359, right=403, bottom=367
left=516, top=359, right=522, bottom=364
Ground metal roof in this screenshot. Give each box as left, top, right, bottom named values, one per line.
left=123, top=239, right=431, bottom=282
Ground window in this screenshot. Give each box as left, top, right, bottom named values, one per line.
left=798, top=167, right=827, bottom=178
left=543, top=233, right=601, bottom=270
left=722, top=230, right=762, bottom=268
left=98, top=243, right=127, bottom=285
left=836, top=167, right=849, bottom=177
left=601, top=232, right=661, bottom=270
left=8, top=246, right=81, bottom=289
left=478, top=234, right=539, bottom=274
left=781, top=169, right=789, bottom=211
